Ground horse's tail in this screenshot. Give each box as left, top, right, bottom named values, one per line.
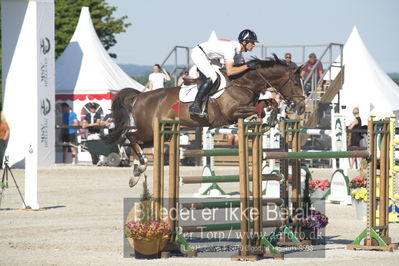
left=102, top=87, right=141, bottom=145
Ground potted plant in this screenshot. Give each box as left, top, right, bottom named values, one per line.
left=125, top=176, right=171, bottom=259
left=351, top=187, right=368, bottom=219
left=125, top=220, right=171, bottom=259
left=309, top=179, right=330, bottom=200
left=300, top=210, right=328, bottom=245
left=349, top=176, right=367, bottom=205
left=349, top=176, right=366, bottom=190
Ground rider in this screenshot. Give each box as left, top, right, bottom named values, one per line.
left=189, top=29, right=259, bottom=116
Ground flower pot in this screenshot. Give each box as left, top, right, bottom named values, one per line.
left=311, top=189, right=325, bottom=200
left=301, top=227, right=318, bottom=245
left=353, top=200, right=367, bottom=220
left=133, top=238, right=168, bottom=259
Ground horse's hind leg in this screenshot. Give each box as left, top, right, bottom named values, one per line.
left=126, top=133, right=148, bottom=187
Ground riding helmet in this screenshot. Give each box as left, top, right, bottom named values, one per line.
left=238, top=29, right=259, bottom=43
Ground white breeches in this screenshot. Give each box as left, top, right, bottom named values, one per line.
left=191, top=46, right=218, bottom=82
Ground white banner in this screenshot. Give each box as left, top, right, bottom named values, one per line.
left=2, top=0, right=55, bottom=208
left=37, top=0, right=55, bottom=167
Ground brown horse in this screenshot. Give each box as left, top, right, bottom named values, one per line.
left=104, top=56, right=305, bottom=186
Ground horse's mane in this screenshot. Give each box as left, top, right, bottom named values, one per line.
left=246, top=53, right=287, bottom=68
left=227, top=54, right=287, bottom=80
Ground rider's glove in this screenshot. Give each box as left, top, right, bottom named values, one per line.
left=246, top=61, right=257, bottom=70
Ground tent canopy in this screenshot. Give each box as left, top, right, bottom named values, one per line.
left=55, top=7, right=144, bottom=101
left=339, top=27, right=399, bottom=124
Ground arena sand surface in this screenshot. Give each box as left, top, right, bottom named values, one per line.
left=1, top=165, right=399, bottom=265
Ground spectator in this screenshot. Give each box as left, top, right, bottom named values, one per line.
left=83, top=104, right=101, bottom=165
left=300, top=53, right=324, bottom=96
left=177, top=69, right=190, bottom=87
left=146, top=64, right=171, bottom=90
left=61, top=103, right=78, bottom=164
left=283, top=53, right=297, bottom=68
left=101, top=110, right=114, bottom=134
left=348, top=107, right=363, bottom=169
left=0, top=111, right=10, bottom=169
left=83, top=104, right=101, bottom=140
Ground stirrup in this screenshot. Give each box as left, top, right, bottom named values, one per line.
left=189, top=103, right=207, bottom=117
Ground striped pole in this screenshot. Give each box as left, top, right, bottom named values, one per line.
left=182, top=173, right=283, bottom=184
left=284, top=128, right=332, bottom=135
left=182, top=220, right=283, bottom=233
left=180, top=198, right=283, bottom=210
left=208, top=128, right=238, bottom=135
left=183, top=149, right=370, bottom=159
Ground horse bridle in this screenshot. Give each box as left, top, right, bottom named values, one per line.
left=255, top=68, right=305, bottom=109
left=226, top=68, right=305, bottom=112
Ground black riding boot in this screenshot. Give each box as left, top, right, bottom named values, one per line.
left=189, top=77, right=213, bottom=116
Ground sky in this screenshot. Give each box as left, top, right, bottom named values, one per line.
left=106, top=0, right=399, bottom=73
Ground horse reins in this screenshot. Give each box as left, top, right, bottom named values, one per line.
left=255, top=68, right=305, bottom=107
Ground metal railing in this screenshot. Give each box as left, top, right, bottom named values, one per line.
left=256, top=43, right=344, bottom=115
left=160, top=46, right=191, bottom=86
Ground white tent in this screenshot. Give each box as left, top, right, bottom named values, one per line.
left=55, top=7, right=144, bottom=118
left=338, top=27, right=399, bottom=124
left=208, top=30, right=218, bottom=42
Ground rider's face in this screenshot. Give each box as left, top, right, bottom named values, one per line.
left=245, top=42, right=255, bottom=51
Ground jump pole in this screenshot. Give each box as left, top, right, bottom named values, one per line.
left=232, top=119, right=283, bottom=261
left=152, top=118, right=197, bottom=256
left=388, top=115, right=399, bottom=221
left=278, top=119, right=304, bottom=245
left=181, top=173, right=284, bottom=183
left=153, top=118, right=283, bottom=260
left=347, top=118, right=397, bottom=251
left=198, top=127, right=226, bottom=196
left=183, top=149, right=370, bottom=159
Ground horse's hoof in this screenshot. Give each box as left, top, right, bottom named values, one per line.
left=129, top=175, right=141, bottom=188
left=133, top=164, right=141, bottom=177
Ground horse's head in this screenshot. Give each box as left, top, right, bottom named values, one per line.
left=246, top=55, right=305, bottom=116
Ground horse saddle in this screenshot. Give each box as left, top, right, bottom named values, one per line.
left=178, top=66, right=227, bottom=103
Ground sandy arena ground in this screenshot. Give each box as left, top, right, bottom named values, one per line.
left=1, top=165, right=399, bottom=265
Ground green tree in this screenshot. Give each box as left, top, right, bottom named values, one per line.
left=55, top=0, right=131, bottom=58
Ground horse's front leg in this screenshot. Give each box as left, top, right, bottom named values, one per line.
left=264, top=99, right=280, bottom=127
left=126, top=132, right=148, bottom=187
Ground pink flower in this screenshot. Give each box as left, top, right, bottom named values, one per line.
left=309, top=179, right=330, bottom=192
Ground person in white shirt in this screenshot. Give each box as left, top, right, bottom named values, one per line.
left=189, top=29, right=259, bottom=116
left=146, top=64, right=171, bottom=90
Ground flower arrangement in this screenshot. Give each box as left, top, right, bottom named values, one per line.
left=301, top=210, right=329, bottom=230
left=125, top=175, right=171, bottom=241
left=351, top=187, right=368, bottom=202
left=349, top=176, right=366, bottom=189
left=309, top=179, right=330, bottom=193
left=125, top=220, right=171, bottom=240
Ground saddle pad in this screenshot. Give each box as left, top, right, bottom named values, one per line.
left=179, top=66, right=227, bottom=103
